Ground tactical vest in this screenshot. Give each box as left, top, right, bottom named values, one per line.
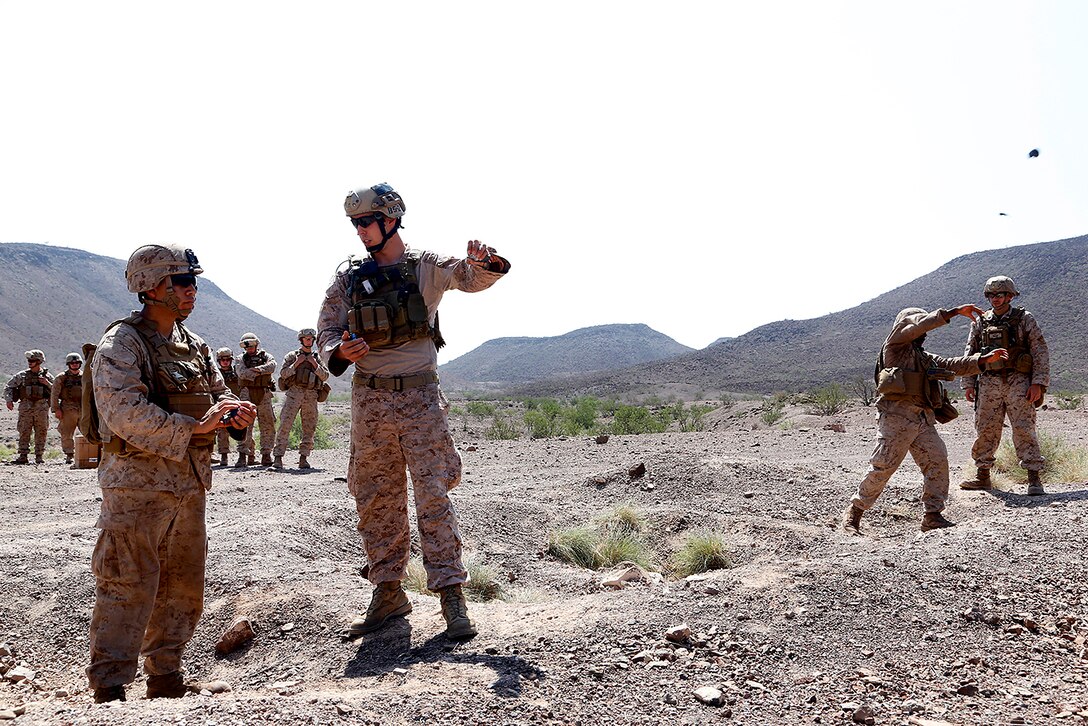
left=979, top=308, right=1032, bottom=374
left=346, top=251, right=436, bottom=348
left=241, top=350, right=274, bottom=404
left=22, top=370, right=49, bottom=402
left=59, top=371, right=83, bottom=404
left=111, top=314, right=218, bottom=449
left=220, top=366, right=242, bottom=397
left=291, top=350, right=322, bottom=390
left=875, top=346, right=943, bottom=409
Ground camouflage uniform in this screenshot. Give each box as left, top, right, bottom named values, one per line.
left=86, top=314, right=235, bottom=691
left=852, top=309, right=983, bottom=514
left=317, top=248, right=509, bottom=591
left=51, top=369, right=84, bottom=458
left=962, top=309, right=1050, bottom=472
left=235, top=348, right=277, bottom=460
left=4, top=366, right=54, bottom=460
left=215, top=358, right=242, bottom=460
left=273, top=348, right=329, bottom=460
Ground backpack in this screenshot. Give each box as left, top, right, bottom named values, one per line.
left=79, top=341, right=103, bottom=445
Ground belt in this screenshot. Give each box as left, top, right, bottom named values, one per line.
left=352, top=371, right=439, bottom=391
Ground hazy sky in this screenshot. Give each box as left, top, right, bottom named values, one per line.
left=3, top=2, right=1087, bottom=363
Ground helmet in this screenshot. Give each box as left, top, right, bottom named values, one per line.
left=215, top=347, right=233, bottom=359
left=894, top=307, right=927, bottom=326
left=65, top=353, right=83, bottom=364
left=298, top=328, right=317, bottom=341
left=125, top=244, right=203, bottom=293
left=345, top=183, right=405, bottom=219
left=25, top=349, right=44, bottom=362
left=239, top=332, right=260, bottom=349
left=984, top=276, right=1019, bottom=297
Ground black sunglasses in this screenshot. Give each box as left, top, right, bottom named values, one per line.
left=350, top=215, right=381, bottom=229
left=985, top=292, right=1010, bottom=299
left=170, top=273, right=198, bottom=289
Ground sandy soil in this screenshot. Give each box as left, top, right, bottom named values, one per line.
left=2, top=400, right=1088, bottom=725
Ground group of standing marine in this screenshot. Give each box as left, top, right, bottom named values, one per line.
left=65, top=183, right=510, bottom=704
left=844, top=275, right=1050, bottom=533
left=3, top=349, right=84, bottom=465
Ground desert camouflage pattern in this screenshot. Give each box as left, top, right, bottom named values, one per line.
left=86, top=487, right=206, bottom=689
left=962, top=308, right=1048, bottom=473
left=216, top=365, right=242, bottom=456
left=853, top=308, right=982, bottom=513
left=349, top=383, right=466, bottom=590
left=236, top=350, right=277, bottom=456
left=316, top=247, right=508, bottom=591
left=273, top=349, right=329, bottom=458
left=6, top=369, right=55, bottom=457
left=86, top=312, right=234, bottom=690
left=51, top=371, right=84, bottom=455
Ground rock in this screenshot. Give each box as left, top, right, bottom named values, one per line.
left=0, top=645, right=10, bottom=658
left=595, top=435, right=609, bottom=445
left=908, top=719, right=957, bottom=726
left=464, top=445, right=478, bottom=452
left=665, top=624, right=691, bottom=643
left=279, top=622, right=295, bottom=633
left=694, top=686, right=723, bottom=706
left=823, top=423, right=846, bottom=433
left=600, top=562, right=649, bottom=589
left=851, top=704, right=875, bottom=725
left=0, top=711, right=15, bottom=721
left=336, top=703, right=354, bottom=715
left=216, top=618, right=256, bottom=655
left=201, top=680, right=232, bottom=694
left=5, top=665, right=35, bottom=682
left=956, top=683, right=979, bottom=696
left=628, top=462, right=646, bottom=479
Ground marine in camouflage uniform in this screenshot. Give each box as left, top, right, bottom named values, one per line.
left=233, top=333, right=277, bottom=467
left=844, top=306, right=1007, bottom=534
left=214, top=347, right=242, bottom=466
left=960, top=276, right=1050, bottom=496
left=4, top=350, right=54, bottom=464
left=317, top=183, right=510, bottom=640
left=50, top=352, right=85, bottom=465
left=272, top=328, right=329, bottom=470
left=86, top=244, right=255, bottom=704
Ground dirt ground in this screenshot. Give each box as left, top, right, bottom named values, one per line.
left=2, top=398, right=1088, bottom=725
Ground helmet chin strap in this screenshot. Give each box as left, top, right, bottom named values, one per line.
left=365, top=217, right=402, bottom=256
left=141, top=283, right=191, bottom=319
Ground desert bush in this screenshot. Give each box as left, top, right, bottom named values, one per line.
left=807, top=383, right=848, bottom=416
left=610, top=405, right=667, bottom=435
left=466, top=400, right=497, bottom=418
left=546, top=527, right=602, bottom=569
left=562, top=397, right=600, bottom=432
left=596, top=529, right=654, bottom=570
left=281, top=412, right=340, bottom=450
left=849, top=377, right=877, bottom=406
left=760, top=397, right=786, bottom=426
left=600, top=503, right=645, bottom=534
left=994, top=430, right=1088, bottom=483
left=484, top=412, right=521, bottom=440
left=671, top=531, right=732, bottom=577
left=404, top=559, right=432, bottom=595
left=1052, top=391, right=1083, bottom=410
left=523, top=409, right=559, bottom=439
left=0, top=444, right=13, bottom=460
left=677, top=403, right=714, bottom=432
left=464, top=559, right=505, bottom=602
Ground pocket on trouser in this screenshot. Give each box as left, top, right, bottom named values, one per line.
left=92, top=513, right=158, bottom=586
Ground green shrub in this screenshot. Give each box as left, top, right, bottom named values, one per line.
left=760, top=398, right=785, bottom=426
left=678, top=403, right=714, bottom=432
left=596, top=529, right=654, bottom=570
left=600, top=503, right=645, bottom=534
left=464, top=560, right=505, bottom=602
left=610, top=405, right=667, bottom=435
left=524, top=409, right=559, bottom=439
left=280, top=412, right=340, bottom=450
left=546, top=527, right=601, bottom=569
left=1052, top=391, right=1083, bottom=410
left=484, top=413, right=521, bottom=440
left=994, top=430, right=1088, bottom=484
left=807, top=383, right=848, bottom=416
left=671, top=531, right=732, bottom=577
left=466, top=401, right=497, bottom=417
left=404, top=559, right=432, bottom=595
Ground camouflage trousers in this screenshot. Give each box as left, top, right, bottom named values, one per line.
left=971, top=371, right=1043, bottom=472
left=273, top=387, right=320, bottom=457
left=240, top=390, right=276, bottom=456
left=852, top=400, right=950, bottom=514
left=16, top=400, right=49, bottom=457
left=56, top=405, right=80, bottom=455
left=87, top=487, right=206, bottom=689
left=215, top=427, right=235, bottom=457
left=348, top=383, right=466, bottom=591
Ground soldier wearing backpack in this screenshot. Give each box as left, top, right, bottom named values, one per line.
left=85, top=244, right=256, bottom=703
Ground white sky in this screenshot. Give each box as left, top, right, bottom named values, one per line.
left=3, top=1, right=1088, bottom=363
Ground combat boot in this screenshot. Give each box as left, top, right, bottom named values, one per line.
left=960, top=467, right=992, bottom=491
left=440, top=584, right=478, bottom=640
left=272, top=455, right=284, bottom=470
left=34, top=454, right=44, bottom=464
left=11, top=454, right=29, bottom=465
left=348, top=581, right=412, bottom=636
left=218, top=452, right=230, bottom=467
left=298, top=455, right=311, bottom=470
left=247, top=454, right=256, bottom=466
left=93, top=685, right=126, bottom=703
left=1026, top=470, right=1045, bottom=496
left=65, top=453, right=73, bottom=465
left=842, top=503, right=863, bottom=534
left=233, top=453, right=247, bottom=468
left=145, top=671, right=187, bottom=699
left=261, top=452, right=273, bottom=467
left=921, top=511, right=955, bottom=531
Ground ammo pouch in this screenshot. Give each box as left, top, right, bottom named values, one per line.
left=1013, top=352, right=1033, bottom=374
left=23, top=383, right=47, bottom=402
left=295, top=363, right=318, bottom=389
left=349, top=300, right=394, bottom=346
left=245, top=385, right=267, bottom=406
left=317, top=381, right=331, bottom=403
left=876, top=367, right=906, bottom=396
left=161, top=393, right=216, bottom=448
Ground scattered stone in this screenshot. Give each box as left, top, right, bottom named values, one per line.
left=600, top=562, right=650, bottom=590
left=694, top=686, right=723, bottom=706
left=0, top=645, right=10, bottom=658
left=5, top=665, right=35, bottom=682
left=200, top=680, right=232, bottom=694
left=465, top=445, right=478, bottom=452
left=595, top=435, right=609, bottom=445
left=742, top=490, right=755, bottom=498
left=851, top=704, right=875, bottom=725
left=335, top=703, right=354, bottom=715
left=0, top=710, right=15, bottom=721
left=665, top=624, right=691, bottom=643
left=908, top=718, right=957, bottom=726
left=393, top=668, right=409, bottom=675
left=216, top=618, right=256, bottom=655
left=628, top=462, right=646, bottom=479
left=279, top=622, right=295, bottom=633
left=957, top=683, right=979, bottom=696
left=55, top=689, right=69, bottom=698
left=823, top=423, right=846, bottom=433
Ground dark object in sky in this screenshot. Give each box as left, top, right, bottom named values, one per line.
left=1028, top=148, right=1040, bottom=158
left=999, top=212, right=1008, bottom=216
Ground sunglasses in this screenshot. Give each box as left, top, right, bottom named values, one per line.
left=170, top=273, right=198, bottom=289
left=217, top=356, right=233, bottom=362
left=984, top=292, right=1010, bottom=299
left=349, top=215, right=381, bottom=229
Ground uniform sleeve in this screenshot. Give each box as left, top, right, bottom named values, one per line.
left=93, top=326, right=196, bottom=463
left=1022, top=312, right=1050, bottom=388
left=419, top=250, right=510, bottom=297
left=961, top=319, right=982, bottom=391
left=317, top=272, right=351, bottom=376
left=927, top=352, right=982, bottom=379
left=886, top=309, right=951, bottom=346
left=4, top=373, right=23, bottom=404
left=50, top=376, right=64, bottom=410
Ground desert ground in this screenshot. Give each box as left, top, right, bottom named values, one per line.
left=1, top=397, right=1087, bottom=726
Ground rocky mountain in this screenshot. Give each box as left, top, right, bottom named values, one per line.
left=0, top=243, right=301, bottom=379
left=508, top=234, right=1088, bottom=398
left=438, top=324, right=693, bottom=391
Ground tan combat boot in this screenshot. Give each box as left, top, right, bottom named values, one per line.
left=348, top=582, right=412, bottom=636
left=272, top=455, right=284, bottom=470
left=921, top=511, right=955, bottom=531
left=440, top=584, right=478, bottom=640
left=247, top=454, right=256, bottom=466
left=65, top=453, right=73, bottom=465
left=93, top=685, right=126, bottom=703
left=298, top=455, right=311, bottom=470
left=34, top=454, right=44, bottom=464
left=1026, top=470, right=1045, bottom=496
left=218, top=452, right=231, bottom=467
left=145, top=671, right=187, bottom=699
left=261, top=452, right=273, bottom=467
left=842, top=504, right=863, bottom=534
left=11, top=454, right=29, bottom=465
left=960, top=467, right=992, bottom=491
left=233, top=453, right=247, bottom=468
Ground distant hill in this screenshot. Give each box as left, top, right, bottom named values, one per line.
left=508, top=234, right=1088, bottom=398
left=439, top=324, right=692, bottom=391
left=0, top=243, right=302, bottom=379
